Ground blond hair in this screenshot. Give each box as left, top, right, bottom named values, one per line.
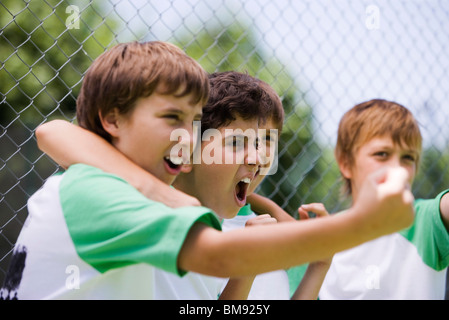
left=335, top=99, right=422, bottom=195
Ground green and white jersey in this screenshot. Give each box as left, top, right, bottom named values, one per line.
left=0, top=164, right=221, bottom=300
left=320, top=190, right=449, bottom=300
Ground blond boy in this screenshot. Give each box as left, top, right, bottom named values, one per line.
left=320, top=99, right=449, bottom=300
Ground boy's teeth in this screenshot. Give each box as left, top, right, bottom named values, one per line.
left=165, top=156, right=183, bottom=165
left=170, top=156, right=183, bottom=165
left=241, top=177, right=251, bottom=184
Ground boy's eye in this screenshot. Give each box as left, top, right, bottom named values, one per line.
left=225, top=135, right=258, bottom=152
left=225, top=136, right=244, bottom=151
left=162, top=114, right=184, bottom=124
left=263, top=135, right=273, bottom=146
left=232, top=136, right=244, bottom=147
left=403, top=154, right=416, bottom=162
left=260, top=136, right=270, bottom=147
left=374, top=151, right=388, bottom=158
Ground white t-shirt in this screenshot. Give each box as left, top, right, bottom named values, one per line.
left=221, top=205, right=291, bottom=300
left=153, top=270, right=225, bottom=300
left=319, top=190, right=449, bottom=300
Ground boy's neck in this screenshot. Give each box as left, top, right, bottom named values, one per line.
left=173, top=173, right=205, bottom=206
left=174, top=172, right=225, bottom=220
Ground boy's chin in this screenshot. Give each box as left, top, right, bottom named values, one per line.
left=156, top=173, right=177, bottom=186
left=218, top=206, right=241, bottom=220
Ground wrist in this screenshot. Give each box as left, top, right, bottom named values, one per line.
left=342, top=206, right=379, bottom=242
left=309, top=259, right=332, bottom=270
left=132, top=171, right=167, bottom=199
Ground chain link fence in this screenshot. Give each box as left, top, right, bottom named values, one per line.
left=1, top=0, right=449, bottom=294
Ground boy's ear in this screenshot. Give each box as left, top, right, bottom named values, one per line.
left=99, top=108, right=121, bottom=138
left=337, top=156, right=353, bottom=179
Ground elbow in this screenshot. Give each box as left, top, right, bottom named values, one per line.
left=35, top=120, right=67, bottom=149
left=35, top=121, right=53, bottom=151
left=35, top=120, right=70, bottom=169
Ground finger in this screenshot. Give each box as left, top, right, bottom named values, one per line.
left=370, top=166, right=389, bottom=184
left=245, top=218, right=277, bottom=227
left=297, top=207, right=309, bottom=220
left=265, top=217, right=278, bottom=224
left=245, top=216, right=277, bottom=227
left=256, top=214, right=272, bottom=219
left=257, top=215, right=277, bottom=224
left=300, top=203, right=329, bottom=217
left=377, top=167, right=411, bottom=197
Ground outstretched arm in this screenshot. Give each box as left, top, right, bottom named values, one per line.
left=36, top=120, right=200, bottom=208
left=178, top=167, right=415, bottom=278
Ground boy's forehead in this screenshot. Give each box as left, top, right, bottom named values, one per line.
left=220, top=116, right=259, bottom=130
left=260, top=117, right=280, bottom=130
left=357, top=135, right=421, bottom=154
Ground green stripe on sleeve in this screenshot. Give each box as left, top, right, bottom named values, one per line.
left=59, top=164, right=221, bottom=276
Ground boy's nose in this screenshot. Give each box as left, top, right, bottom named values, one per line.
left=181, top=123, right=200, bottom=151
left=388, top=156, right=402, bottom=168
left=170, top=126, right=195, bottom=163
left=245, top=141, right=260, bottom=167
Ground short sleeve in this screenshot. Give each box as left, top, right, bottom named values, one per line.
left=401, top=189, right=449, bottom=271
left=59, top=164, right=221, bottom=276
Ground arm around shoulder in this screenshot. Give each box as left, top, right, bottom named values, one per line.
left=36, top=119, right=81, bottom=169
left=36, top=120, right=200, bottom=208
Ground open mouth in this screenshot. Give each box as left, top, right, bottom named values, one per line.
left=254, top=168, right=260, bottom=180
left=164, top=156, right=183, bottom=175
left=235, top=177, right=251, bottom=206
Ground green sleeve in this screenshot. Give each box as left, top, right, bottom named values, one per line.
left=400, top=189, right=449, bottom=271
left=59, top=164, right=221, bottom=276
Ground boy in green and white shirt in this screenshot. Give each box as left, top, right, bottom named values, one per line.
left=1, top=164, right=219, bottom=299
left=319, top=99, right=449, bottom=300
left=0, top=41, right=220, bottom=300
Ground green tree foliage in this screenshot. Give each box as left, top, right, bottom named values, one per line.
left=175, top=22, right=342, bottom=216
left=0, top=0, right=118, bottom=128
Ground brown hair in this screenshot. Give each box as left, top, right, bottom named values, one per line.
left=201, top=71, right=284, bottom=134
left=335, top=99, right=422, bottom=195
left=76, top=41, right=209, bottom=142
left=258, top=80, right=285, bottom=132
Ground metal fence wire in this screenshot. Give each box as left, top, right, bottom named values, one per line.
left=1, top=0, right=449, bottom=293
